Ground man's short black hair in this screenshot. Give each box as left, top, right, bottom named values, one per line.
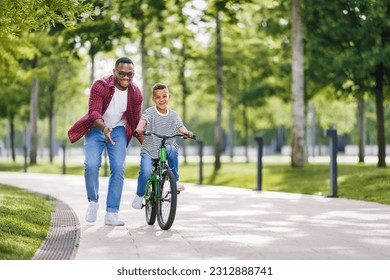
left=115, top=57, right=134, bottom=69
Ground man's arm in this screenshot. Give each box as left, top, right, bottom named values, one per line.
left=94, top=119, right=115, bottom=145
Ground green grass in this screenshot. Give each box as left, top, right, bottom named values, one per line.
left=0, top=184, right=54, bottom=260
left=177, top=162, right=390, bottom=205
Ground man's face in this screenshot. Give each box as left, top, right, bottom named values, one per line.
left=114, top=63, right=134, bottom=90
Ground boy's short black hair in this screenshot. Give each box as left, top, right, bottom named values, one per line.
left=152, top=83, right=168, bottom=92
left=115, top=57, right=134, bottom=69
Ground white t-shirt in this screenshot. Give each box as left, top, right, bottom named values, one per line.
left=103, top=87, right=127, bottom=128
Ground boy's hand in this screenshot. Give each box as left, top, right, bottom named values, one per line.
left=184, top=131, right=194, bottom=138
left=135, top=128, right=144, bottom=135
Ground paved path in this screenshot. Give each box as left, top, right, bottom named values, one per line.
left=1, top=171, right=390, bottom=260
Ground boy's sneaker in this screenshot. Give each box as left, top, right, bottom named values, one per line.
left=177, top=182, right=185, bottom=192
left=105, top=212, right=125, bottom=226
left=85, top=201, right=99, bottom=223
left=132, top=195, right=143, bottom=209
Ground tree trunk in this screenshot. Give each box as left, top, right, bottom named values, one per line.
left=374, top=64, right=386, bottom=168
left=140, top=14, right=148, bottom=111
left=9, top=116, right=16, bottom=162
left=228, top=112, right=234, bottom=161
left=90, top=54, right=95, bottom=85
left=214, top=11, right=223, bottom=171
left=179, top=46, right=189, bottom=163
left=291, top=0, right=306, bottom=167
left=29, top=55, right=39, bottom=165
left=242, top=105, right=249, bottom=163
left=358, top=97, right=365, bottom=163
left=49, top=115, right=54, bottom=163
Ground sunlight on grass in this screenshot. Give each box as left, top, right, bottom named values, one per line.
left=0, top=184, right=54, bottom=260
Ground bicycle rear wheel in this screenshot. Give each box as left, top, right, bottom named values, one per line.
left=145, top=181, right=156, bottom=225
left=157, top=170, right=177, bottom=230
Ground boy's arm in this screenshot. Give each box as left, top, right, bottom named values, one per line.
left=178, top=126, right=193, bottom=138
left=135, top=119, right=147, bottom=134
left=134, top=119, right=147, bottom=144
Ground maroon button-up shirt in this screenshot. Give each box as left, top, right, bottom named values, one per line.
left=67, top=75, right=143, bottom=145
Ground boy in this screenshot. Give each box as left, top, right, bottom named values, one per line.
left=132, top=83, right=193, bottom=209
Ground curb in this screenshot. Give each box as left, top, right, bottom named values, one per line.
left=33, top=198, right=80, bottom=260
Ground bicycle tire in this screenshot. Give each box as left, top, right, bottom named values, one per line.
left=157, top=170, right=177, bottom=230
left=145, top=181, right=157, bottom=225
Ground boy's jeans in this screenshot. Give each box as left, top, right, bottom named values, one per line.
left=84, top=126, right=126, bottom=213
left=136, top=146, right=179, bottom=197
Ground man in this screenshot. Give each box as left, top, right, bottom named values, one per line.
left=68, top=57, right=143, bottom=226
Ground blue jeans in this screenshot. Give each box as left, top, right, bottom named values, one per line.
left=84, top=126, right=126, bottom=213
left=136, top=145, right=179, bottom=197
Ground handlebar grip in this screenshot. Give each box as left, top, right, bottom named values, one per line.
left=183, top=134, right=196, bottom=140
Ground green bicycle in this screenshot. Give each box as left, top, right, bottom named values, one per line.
left=134, top=130, right=196, bottom=230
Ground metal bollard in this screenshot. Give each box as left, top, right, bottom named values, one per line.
left=62, top=143, right=66, bottom=175
left=23, top=145, right=28, bottom=172
left=324, top=129, right=338, bottom=197
left=197, top=140, right=204, bottom=185
left=254, top=136, right=263, bottom=191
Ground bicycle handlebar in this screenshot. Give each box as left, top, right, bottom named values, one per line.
left=133, top=130, right=196, bottom=140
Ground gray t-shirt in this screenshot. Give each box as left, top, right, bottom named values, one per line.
left=141, top=106, right=183, bottom=158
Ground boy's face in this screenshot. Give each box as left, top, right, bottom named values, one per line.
left=152, top=88, right=170, bottom=113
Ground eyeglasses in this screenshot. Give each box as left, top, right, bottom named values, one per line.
left=116, top=70, right=135, bottom=78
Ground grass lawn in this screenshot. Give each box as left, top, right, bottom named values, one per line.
left=177, top=162, right=390, bottom=205
left=0, top=184, right=54, bottom=260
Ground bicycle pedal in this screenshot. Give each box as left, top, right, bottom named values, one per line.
left=177, top=191, right=181, bottom=194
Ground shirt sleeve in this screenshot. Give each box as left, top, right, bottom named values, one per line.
left=87, top=80, right=105, bottom=122
left=141, top=109, right=152, bottom=126
left=175, top=114, right=184, bottom=130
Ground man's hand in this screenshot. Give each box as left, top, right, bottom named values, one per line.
left=104, top=126, right=115, bottom=145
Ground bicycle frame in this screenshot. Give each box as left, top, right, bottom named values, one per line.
left=144, top=140, right=169, bottom=204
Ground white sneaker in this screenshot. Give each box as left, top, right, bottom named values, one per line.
left=85, top=201, right=99, bottom=223
left=105, top=212, right=125, bottom=226
left=132, top=195, right=143, bottom=209
left=177, top=182, right=185, bottom=192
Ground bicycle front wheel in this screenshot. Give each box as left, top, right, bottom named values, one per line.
left=145, top=181, right=157, bottom=225
left=157, top=170, right=177, bottom=230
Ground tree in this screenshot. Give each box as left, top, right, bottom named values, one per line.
left=0, top=0, right=92, bottom=77
left=39, top=49, right=89, bottom=162
left=29, top=54, right=39, bottom=164
left=117, top=0, right=167, bottom=109
left=0, top=0, right=92, bottom=164
left=57, top=0, right=126, bottom=84
left=291, top=0, right=306, bottom=167
left=201, top=0, right=249, bottom=171
left=0, top=73, right=31, bottom=161
left=304, top=0, right=390, bottom=167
